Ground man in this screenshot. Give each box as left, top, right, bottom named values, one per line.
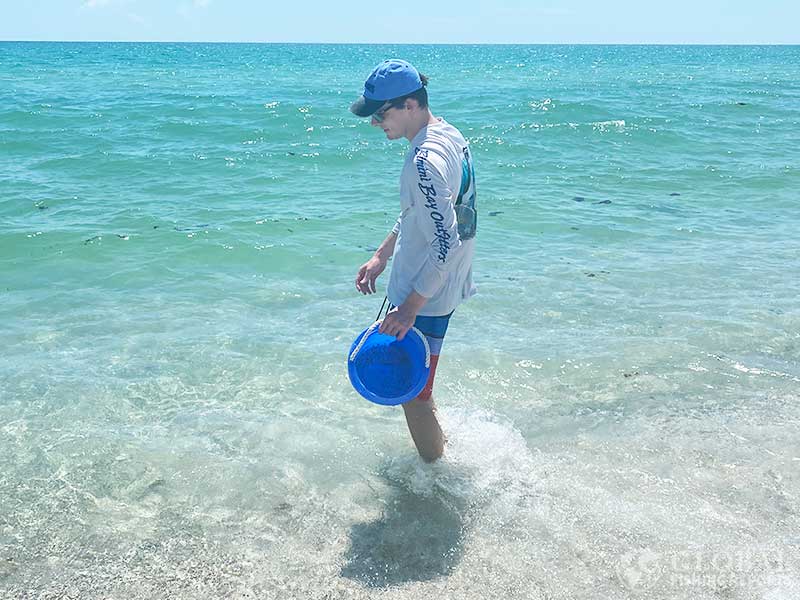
left=350, top=59, right=477, bottom=463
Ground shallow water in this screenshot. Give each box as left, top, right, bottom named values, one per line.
left=1, top=42, right=799, bottom=599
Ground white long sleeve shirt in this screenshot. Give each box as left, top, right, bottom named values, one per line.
left=387, top=118, right=477, bottom=317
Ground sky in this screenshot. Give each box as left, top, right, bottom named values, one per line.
left=2, top=0, right=799, bottom=44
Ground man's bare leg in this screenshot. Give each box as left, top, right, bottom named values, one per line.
left=402, top=396, right=445, bottom=463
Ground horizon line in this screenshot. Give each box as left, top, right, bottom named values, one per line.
left=2, top=39, right=799, bottom=46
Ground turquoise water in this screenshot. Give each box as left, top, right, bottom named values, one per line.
left=2, top=42, right=799, bottom=598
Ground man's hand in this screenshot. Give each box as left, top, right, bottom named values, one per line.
left=378, top=291, right=428, bottom=340
left=379, top=305, right=417, bottom=340
left=355, top=255, right=387, bottom=295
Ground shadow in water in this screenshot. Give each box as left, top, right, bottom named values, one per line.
left=340, top=475, right=466, bottom=588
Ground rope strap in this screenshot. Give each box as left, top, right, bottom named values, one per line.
left=349, top=323, right=430, bottom=369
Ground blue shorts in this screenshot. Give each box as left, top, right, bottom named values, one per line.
left=412, top=311, right=454, bottom=355
left=387, top=304, right=453, bottom=355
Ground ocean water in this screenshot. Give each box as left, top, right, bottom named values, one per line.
left=1, top=42, right=799, bottom=599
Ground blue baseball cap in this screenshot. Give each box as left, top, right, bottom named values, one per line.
left=350, top=59, right=424, bottom=117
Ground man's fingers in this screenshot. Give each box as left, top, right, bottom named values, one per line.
left=357, top=272, right=372, bottom=294
left=355, top=267, right=366, bottom=291
left=379, top=317, right=395, bottom=336
left=355, top=268, right=379, bottom=295
left=378, top=320, right=408, bottom=340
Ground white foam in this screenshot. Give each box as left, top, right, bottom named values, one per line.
left=381, top=407, right=540, bottom=506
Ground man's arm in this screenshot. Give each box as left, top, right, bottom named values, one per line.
left=379, top=151, right=461, bottom=340
left=355, top=230, right=397, bottom=295
left=408, top=158, right=462, bottom=300
left=375, top=230, right=398, bottom=262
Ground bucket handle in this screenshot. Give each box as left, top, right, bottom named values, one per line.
left=349, top=321, right=431, bottom=369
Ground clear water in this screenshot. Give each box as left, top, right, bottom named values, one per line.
left=1, top=42, right=799, bottom=599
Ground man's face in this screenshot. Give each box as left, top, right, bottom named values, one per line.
left=370, top=100, right=410, bottom=140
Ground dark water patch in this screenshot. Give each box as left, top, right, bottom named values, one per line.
left=173, top=224, right=210, bottom=232
left=83, top=234, right=131, bottom=244
left=255, top=217, right=310, bottom=224
left=573, top=196, right=585, bottom=202
left=669, top=193, right=681, bottom=197
left=340, top=480, right=465, bottom=588
left=594, top=200, right=612, bottom=205
left=488, top=211, right=504, bottom=216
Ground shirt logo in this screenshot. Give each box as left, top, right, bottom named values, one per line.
left=414, top=147, right=450, bottom=263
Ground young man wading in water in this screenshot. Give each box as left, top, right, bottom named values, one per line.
left=350, top=59, right=477, bottom=463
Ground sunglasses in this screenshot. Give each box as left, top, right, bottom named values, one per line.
left=371, top=101, right=402, bottom=123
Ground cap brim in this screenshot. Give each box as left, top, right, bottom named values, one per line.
left=350, top=95, right=384, bottom=117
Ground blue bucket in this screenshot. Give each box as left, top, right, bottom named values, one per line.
left=347, top=322, right=431, bottom=406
